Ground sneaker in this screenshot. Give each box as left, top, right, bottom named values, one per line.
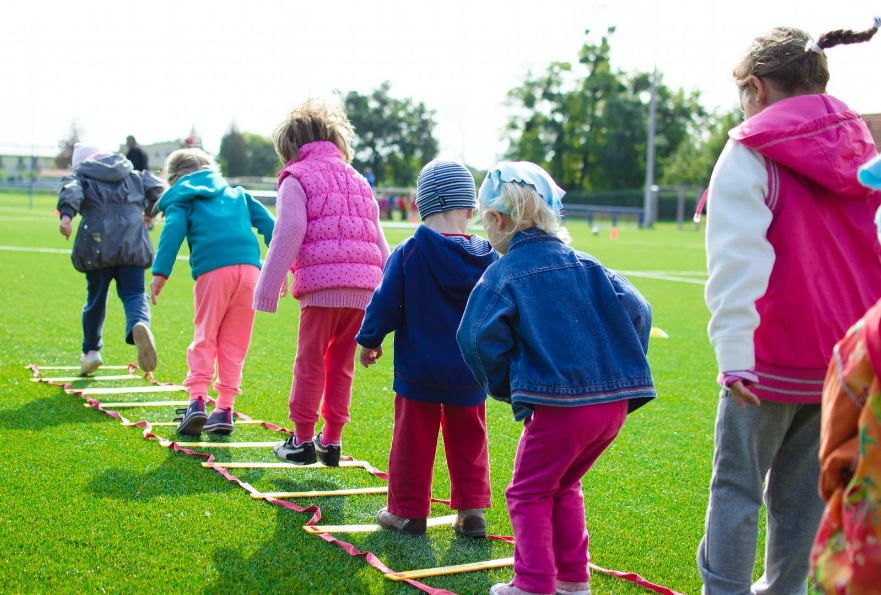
left=452, top=509, right=487, bottom=538
left=313, top=432, right=341, bottom=467
left=556, top=581, right=591, bottom=595
left=273, top=434, right=317, bottom=465
left=131, top=322, right=157, bottom=372
left=204, top=408, right=234, bottom=436
left=376, top=507, right=427, bottom=536
left=489, top=583, right=544, bottom=595
left=174, top=399, right=208, bottom=436
left=80, top=350, right=103, bottom=376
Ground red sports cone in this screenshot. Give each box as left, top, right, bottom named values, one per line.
left=610, top=227, right=619, bottom=240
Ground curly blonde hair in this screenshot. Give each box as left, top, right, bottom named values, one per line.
left=164, top=148, right=219, bottom=186
left=480, top=181, right=571, bottom=244
left=273, top=98, right=355, bottom=164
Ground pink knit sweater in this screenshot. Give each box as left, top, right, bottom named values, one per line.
left=253, top=177, right=390, bottom=313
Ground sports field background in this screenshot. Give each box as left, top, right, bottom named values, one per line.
left=0, top=193, right=766, bottom=594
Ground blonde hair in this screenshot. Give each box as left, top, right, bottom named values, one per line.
left=273, top=98, right=355, bottom=164
left=165, top=148, right=218, bottom=185
left=480, top=181, right=571, bottom=244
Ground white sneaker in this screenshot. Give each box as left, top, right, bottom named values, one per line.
left=131, top=322, right=157, bottom=372
left=80, top=351, right=103, bottom=376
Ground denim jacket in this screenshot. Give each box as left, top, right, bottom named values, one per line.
left=457, top=227, right=655, bottom=421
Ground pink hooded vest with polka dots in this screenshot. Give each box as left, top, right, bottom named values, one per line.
left=277, top=141, right=384, bottom=298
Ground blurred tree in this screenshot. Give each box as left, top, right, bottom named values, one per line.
left=504, top=29, right=710, bottom=191
left=342, top=81, right=438, bottom=187
left=56, top=121, right=84, bottom=169
left=244, top=132, right=280, bottom=177
left=660, top=108, right=741, bottom=187
left=219, top=123, right=248, bottom=177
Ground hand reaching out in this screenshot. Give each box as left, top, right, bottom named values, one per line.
left=59, top=216, right=72, bottom=240
left=359, top=345, right=383, bottom=368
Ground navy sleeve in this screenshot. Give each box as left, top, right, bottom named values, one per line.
left=605, top=268, right=653, bottom=354
left=355, top=243, right=406, bottom=349
left=457, top=281, right=515, bottom=401
left=57, top=175, right=84, bottom=217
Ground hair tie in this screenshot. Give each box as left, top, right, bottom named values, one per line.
left=873, top=16, right=881, bottom=29
left=804, top=38, right=825, bottom=54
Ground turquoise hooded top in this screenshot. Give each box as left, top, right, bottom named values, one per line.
left=152, top=170, right=275, bottom=280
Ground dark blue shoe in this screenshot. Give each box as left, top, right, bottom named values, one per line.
left=204, top=408, right=234, bottom=436
left=174, top=399, right=207, bottom=436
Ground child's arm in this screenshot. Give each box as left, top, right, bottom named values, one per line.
left=245, top=191, right=276, bottom=247
left=150, top=202, right=189, bottom=303
left=457, top=282, right=515, bottom=400
left=253, top=177, right=308, bottom=313
left=604, top=269, right=652, bottom=354
left=355, top=245, right=406, bottom=360
left=140, top=170, right=165, bottom=216
left=371, top=203, right=391, bottom=267
left=57, top=175, right=83, bottom=239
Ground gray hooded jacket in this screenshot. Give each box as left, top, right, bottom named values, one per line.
left=57, top=154, right=163, bottom=272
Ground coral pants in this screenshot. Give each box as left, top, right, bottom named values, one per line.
left=184, top=265, right=259, bottom=410
left=289, top=306, right=364, bottom=444
left=387, top=394, right=492, bottom=518
left=508, top=401, right=627, bottom=595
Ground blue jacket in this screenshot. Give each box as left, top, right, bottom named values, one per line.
left=152, top=171, right=275, bottom=280
left=457, top=227, right=655, bottom=421
left=356, top=226, right=499, bottom=406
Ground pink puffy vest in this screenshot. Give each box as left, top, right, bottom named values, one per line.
left=277, top=141, right=384, bottom=298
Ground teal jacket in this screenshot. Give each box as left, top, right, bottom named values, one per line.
left=152, top=171, right=275, bottom=280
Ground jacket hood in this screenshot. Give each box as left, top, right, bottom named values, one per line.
left=729, top=94, right=877, bottom=201
left=413, top=226, right=497, bottom=301
left=74, top=154, right=133, bottom=182
left=157, top=170, right=229, bottom=212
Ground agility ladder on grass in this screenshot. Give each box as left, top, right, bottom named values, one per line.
left=28, top=363, right=684, bottom=595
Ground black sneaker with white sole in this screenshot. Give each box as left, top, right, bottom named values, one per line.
left=313, top=432, right=341, bottom=467
left=273, top=434, right=317, bottom=465
left=174, top=399, right=208, bottom=436
left=204, top=408, right=234, bottom=436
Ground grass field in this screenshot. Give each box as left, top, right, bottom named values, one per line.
left=0, top=192, right=764, bottom=594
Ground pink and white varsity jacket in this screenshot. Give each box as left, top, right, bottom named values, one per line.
left=705, top=94, right=881, bottom=403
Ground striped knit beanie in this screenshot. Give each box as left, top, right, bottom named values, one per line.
left=415, top=159, right=477, bottom=220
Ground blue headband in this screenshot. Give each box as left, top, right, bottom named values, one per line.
left=478, top=161, right=566, bottom=215
left=859, top=154, right=881, bottom=191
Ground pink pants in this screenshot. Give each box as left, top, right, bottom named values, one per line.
left=508, top=400, right=628, bottom=595
left=289, top=306, right=364, bottom=444
left=184, top=264, right=259, bottom=411
left=387, top=394, right=492, bottom=518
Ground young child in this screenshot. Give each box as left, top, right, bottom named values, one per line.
left=699, top=21, right=881, bottom=595
left=57, top=143, right=163, bottom=376
left=356, top=159, right=498, bottom=537
left=253, top=98, right=390, bottom=466
left=457, top=162, right=655, bottom=595
left=149, top=148, right=275, bottom=436
left=810, top=154, right=881, bottom=594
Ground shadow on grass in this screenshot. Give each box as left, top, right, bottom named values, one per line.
left=87, top=450, right=229, bottom=501
left=0, top=389, right=97, bottom=430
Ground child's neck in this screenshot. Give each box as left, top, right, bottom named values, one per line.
left=422, top=211, right=470, bottom=235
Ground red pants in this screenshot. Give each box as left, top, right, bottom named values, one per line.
left=387, top=394, right=492, bottom=518
left=508, top=401, right=627, bottom=595
left=289, top=306, right=364, bottom=444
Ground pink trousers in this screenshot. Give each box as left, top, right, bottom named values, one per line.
left=185, top=264, right=259, bottom=411
left=387, top=394, right=492, bottom=518
left=508, top=400, right=628, bottom=595
left=289, top=306, right=364, bottom=444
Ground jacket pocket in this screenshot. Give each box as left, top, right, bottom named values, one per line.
left=72, top=221, right=105, bottom=272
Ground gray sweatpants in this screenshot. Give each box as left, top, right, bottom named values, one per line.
left=697, top=392, right=824, bottom=595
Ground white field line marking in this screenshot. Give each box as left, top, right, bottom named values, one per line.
left=0, top=245, right=189, bottom=260
left=0, top=217, right=62, bottom=223
left=620, top=270, right=707, bottom=285
left=0, top=207, right=58, bottom=216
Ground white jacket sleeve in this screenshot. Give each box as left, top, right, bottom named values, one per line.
left=705, top=140, right=775, bottom=374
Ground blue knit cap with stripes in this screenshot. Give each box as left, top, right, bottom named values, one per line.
left=415, top=159, right=477, bottom=221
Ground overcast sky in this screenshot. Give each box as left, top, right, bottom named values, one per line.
left=1, top=0, right=878, bottom=168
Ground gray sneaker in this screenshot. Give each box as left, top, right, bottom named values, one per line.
left=376, top=507, right=426, bottom=536
left=80, top=350, right=103, bottom=376
left=131, top=322, right=157, bottom=372
left=452, top=508, right=487, bottom=538
left=273, top=434, right=317, bottom=465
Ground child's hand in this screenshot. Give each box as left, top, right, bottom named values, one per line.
left=280, top=273, right=289, bottom=299
left=359, top=345, right=383, bottom=368
left=150, top=276, right=167, bottom=305
left=143, top=214, right=153, bottom=227
left=59, top=216, right=72, bottom=240
left=728, top=380, right=761, bottom=409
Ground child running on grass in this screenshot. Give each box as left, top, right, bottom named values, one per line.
left=150, top=148, right=275, bottom=436
left=698, top=19, right=881, bottom=595
left=811, top=154, right=881, bottom=594
left=254, top=99, right=389, bottom=466
left=457, top=162, right=655, bottom=595
left=58, top=143, right=163, bottom=376
left=356, top=159, right=498, bottom=537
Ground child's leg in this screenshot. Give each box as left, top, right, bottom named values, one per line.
left=317, top=307, right=364, bottom=444
left=213, top=265, right=259, bottom=411
left=755, top=404, right=823, bottom=595
left=441, top=402, right=492, bottom=511
left=697, top=396, right=792, bottom=595
left=506, top=401, right=626, bottom=595
left=113, top=265, right=151, bottom=345
left=387, top=394, right=442, bottom=519
left=82, top=268, right=114, bottom=353
left=184, top=268, right=234, bottom=401
left=289, top=307, right=338, bottom=442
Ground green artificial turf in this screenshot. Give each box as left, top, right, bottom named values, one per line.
left=0, top=193, right=766, bottom=594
